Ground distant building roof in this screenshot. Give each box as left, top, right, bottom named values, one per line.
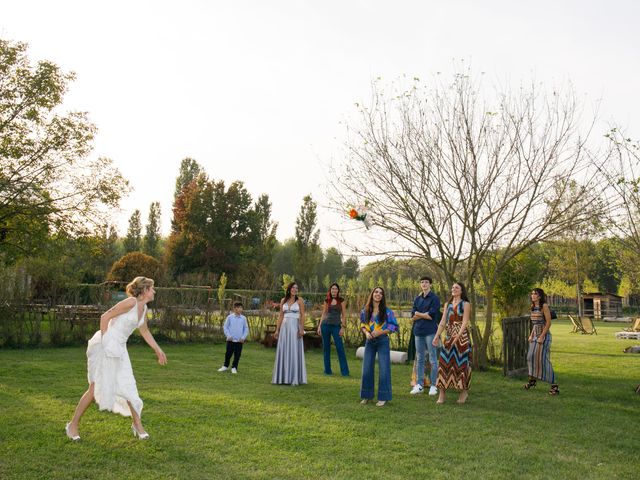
left=582, top=292, right=623, bottom=299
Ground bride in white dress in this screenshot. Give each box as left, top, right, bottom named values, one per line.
left=65, top=276, right=167, bottom=441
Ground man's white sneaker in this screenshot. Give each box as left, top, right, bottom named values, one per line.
left=410, top=385, right=424, bottom=395
left=428, top=385, right=438, bottom=396
left=231, top=367, right=237, bottom=374
left=217, top=366, right=228, bottom=372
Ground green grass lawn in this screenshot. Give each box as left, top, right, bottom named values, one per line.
left=0, top=320, right=638, bottom=479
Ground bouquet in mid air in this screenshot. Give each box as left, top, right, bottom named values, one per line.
left=348, top=202, right=372, bottom=229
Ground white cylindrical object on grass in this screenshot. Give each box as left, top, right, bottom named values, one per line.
left=355, top=346, right=407, bottom=364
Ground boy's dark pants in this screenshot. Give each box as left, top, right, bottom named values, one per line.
left=224, top=341, right=243, bottom=368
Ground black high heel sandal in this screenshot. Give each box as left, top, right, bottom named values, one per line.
left=523, top=378, right=537, bottom=390
left=549, top=384, right=560, bottom=395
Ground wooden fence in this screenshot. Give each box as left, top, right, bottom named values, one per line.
left=0, top=303, right=415, bottom=349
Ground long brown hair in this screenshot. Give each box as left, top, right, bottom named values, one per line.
left=325, top=283, right=344, bottom=304
left=284, top=282, right=299, bottom=303
left=447, top=281, right=470, bottom=304
left=364, top=286, right=387, bottom=324
left=530, top=287, right=547, bottom=310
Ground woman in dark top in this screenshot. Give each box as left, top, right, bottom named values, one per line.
left=317, top=283, right=349, bottom=376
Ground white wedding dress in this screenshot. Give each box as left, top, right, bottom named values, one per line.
left=86, top=302, right=146, bottom=417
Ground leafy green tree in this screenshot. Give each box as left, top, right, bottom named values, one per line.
left=143, top=202, right=161, bottom=258
left=68, top=225, right=121, bottom=283
left=0, top=39, right=129, bottom=262
left=592, top=238, right=622, bottom=293
left=236, top=194, right=278, bottom=289
left=308, top=275, right=319, bottom=293
left=293, top=195, right=321, bottom=289
left=617, top=247, right=640, bottom=295
left=171, top=158, right=202, bottom=233
left=17, top=228, right=121, bottom=297
left=541, top=277, right=575, bottom=298
left=343, top=256, right=360, bottom=279
left=271, top=239, right=296, bottom=281
left=19, top=253, right=75, bottom=301
left=124, top=210, right=142, bottom=253
left=319, top=247, right=343, bottom=282
left=493, top=248, right=543, bottom=317
left=167, top=171, right=275, bottom=287
left=545, top=238, right=597, bottom=314
left=618, top=276, right=633, bottom=298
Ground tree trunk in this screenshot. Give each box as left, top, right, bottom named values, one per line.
left=467, top=280, right=488, bottom=371
left=478, top=285, right=495, bottom=371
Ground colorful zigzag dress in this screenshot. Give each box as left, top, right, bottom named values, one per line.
left=436, top=301, right=472, bottom=391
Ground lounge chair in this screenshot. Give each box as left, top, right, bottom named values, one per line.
left=625, top=317, right=640, bottom=332
left=580, top=316, right=597, bottom=335
left=568, top=314, right=586, bottom=334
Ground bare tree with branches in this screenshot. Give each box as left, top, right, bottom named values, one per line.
left=328, top=71, right=604, bottom=368
left=599, top=128, right=640, bottom=255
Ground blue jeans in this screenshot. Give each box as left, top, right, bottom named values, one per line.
left=415, top=333, right=438, bottom=387
left=321, top=323, right=350, bottom=376
left=360, top=335, right=392, bottom=401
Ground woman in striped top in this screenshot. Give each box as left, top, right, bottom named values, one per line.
left=524, top=288, right=559, bottom=395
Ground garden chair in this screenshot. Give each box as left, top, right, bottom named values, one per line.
left=624, top=317, right=640, bottom=332
left=303, top=317, right=322, bottom=351
left=580, top=316, right=598, bottom=335
left=568, top=314, right=586, bottom=334
left=262, top=324, right=277, bottom=348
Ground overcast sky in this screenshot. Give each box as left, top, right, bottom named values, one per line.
left=2, top=0, right=639, bottom=254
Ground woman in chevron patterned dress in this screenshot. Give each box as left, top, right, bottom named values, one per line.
left=432, top=282, right=472, bottom=404
left=524, top=288, right=559, bottom=395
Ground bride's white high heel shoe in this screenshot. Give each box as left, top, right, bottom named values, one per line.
left=131, top=424, right=149, bottom=440
left=65, top=423, right=80, bottom=442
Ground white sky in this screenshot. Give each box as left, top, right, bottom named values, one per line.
left=2, top=0, right=639, bottom=254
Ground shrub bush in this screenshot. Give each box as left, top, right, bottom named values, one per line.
left=108, top=252, right=163, bottom=283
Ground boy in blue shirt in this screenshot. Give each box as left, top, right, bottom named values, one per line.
left=218, top=302, right=249, bottom=374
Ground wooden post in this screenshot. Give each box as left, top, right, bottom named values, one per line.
left=501, top=316, right=530, bottom=377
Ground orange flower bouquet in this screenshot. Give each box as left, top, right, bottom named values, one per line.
left=348, top=203, right=372, bottom=229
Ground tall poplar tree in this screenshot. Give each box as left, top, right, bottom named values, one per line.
left=143, top=201, right=161, bottom=258
left=124, top=210, right=142, bottom=253
left=171, top=157, right=202, bottom=233
left=294, top=195, right=321, bottom=289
